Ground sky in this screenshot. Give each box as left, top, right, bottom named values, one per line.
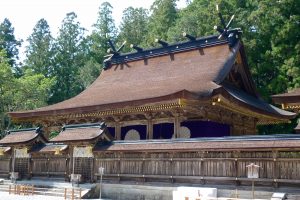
left=0, top=0, right=187, bottom=60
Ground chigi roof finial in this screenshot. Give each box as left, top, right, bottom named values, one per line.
left=214, top=4, right=242, bottom=47
left=103, top=39, right=127, bottom=70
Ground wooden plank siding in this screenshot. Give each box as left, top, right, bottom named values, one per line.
left=0, top=157, right=10, bottom=178
left=31, top=156, right=67, bottom=180
left=93, top=149, right=300, bottom=186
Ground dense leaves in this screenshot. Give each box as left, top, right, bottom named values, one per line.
left=118, top=7, right=149, bottom=52
left=146, top=0, right=178, bottom=46
left=0, top=0, right=299, bottom=135
left=24, top=19, right=54, bottom=78
left=0, top=18, right=22, bottom=75
left=49, top=12, right=87, bottom=104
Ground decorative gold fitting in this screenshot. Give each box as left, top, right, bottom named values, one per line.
left=54, top=148, right=62, bottom=155
left=0, top=149, right=4, bottom=156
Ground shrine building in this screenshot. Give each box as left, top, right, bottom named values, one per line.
left=1, top=27, right=300, bottom=188
left=8, top=32, right=295, bottom=140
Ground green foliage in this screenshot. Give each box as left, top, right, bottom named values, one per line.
left=12, top=69, right=55, bottom=111
left=145, top=0, right=178, bottom=46
left=24, top=19, right=55, bottom=78
left=0, top=18, right=22, bottom=75
left=78, top=59, right=101, bottom=89
left=257, top=116, right=299, bottom=135
left=0, top=50, right=15, bottom=135
left=89, top=2, right=118, bottom=64
left=118, top=7, right=149, bottom=52
left=49, top=12, right=87, bottom=104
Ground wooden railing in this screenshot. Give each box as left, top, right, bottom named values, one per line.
left=8, top=184, right=82, bottom=200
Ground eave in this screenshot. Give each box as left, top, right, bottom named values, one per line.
left=10, top=94, right=190, bottom=123
left=211, top=86, right=296, bottom=125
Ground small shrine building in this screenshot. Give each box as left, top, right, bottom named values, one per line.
left=272, top=88, right=300, bottom=133
left=0, top=128, right=47, bottom=179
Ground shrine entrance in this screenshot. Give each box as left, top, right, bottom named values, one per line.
left=72, top=146, right=94, bottom=182
left=14, top=158, right=29, bottom=179
left=13, top=148, right=30, bottom=179
left=74, top=157, right=93, bottom=182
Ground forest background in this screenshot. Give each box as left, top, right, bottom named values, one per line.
left=0, top=0, right=299, bottom=136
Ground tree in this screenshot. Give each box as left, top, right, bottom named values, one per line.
left=49, top=12, right=86, bottom=104
left=145, top=0, right=178, bottom=46
left=89, top=2, right=118, bottom=64
left=0, top=49, right=54, bottom=136
left=0, top=18, right=22, bottom=75
left=24, top=19, right=55, bottom=78
left=13, top=69, right=55, bottom=111
left=0, top=50, right=15, bottom=136
left=78, top=59, right=101, bottom=89
left=167, top=0, right=238, bottom=42
left=118, top=7, right=149, bottom=52
left=246, top=0, right=300, bottom=96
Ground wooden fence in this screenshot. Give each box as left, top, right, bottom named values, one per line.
left=1, top=148, right=300, bottom=187
left=94, top=150, right=300, bottom=187
left=31, top=156, right=68, bottom=179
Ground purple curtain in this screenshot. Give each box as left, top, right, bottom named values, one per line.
left=121, top=125, right=147, bottom=140
left=181, top=120, right=230, bottom=138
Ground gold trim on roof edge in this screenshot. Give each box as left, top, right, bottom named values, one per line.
left=212, top=95, right=290, bottom=125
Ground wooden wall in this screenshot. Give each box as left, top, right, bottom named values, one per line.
left=31, top=155, right=68, bottom=180
left=1, top=149, right=300, bottom=187
left=0, top=156, right=10, bottom=178
left=94, top=150, right=300, bottom=187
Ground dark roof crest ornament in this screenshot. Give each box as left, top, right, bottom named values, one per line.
left=103, top=39, right=127, bottom=70
left=214, top=4, right=242, bottom=47
left=102, top=6, right=242, bottom=67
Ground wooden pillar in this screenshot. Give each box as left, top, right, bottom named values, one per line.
left=173, top=114, right=180, bottom=138
left=147, top=120, right=153, bottom=139
left=145, top=113, right=153, bottom=140
left=91, top=157, right=94, bottom=183
left=234, top=151, right=240, bottom=186
left=273, top=150, right=279, bottom=188
left=114, top=120, right=121, bottom=140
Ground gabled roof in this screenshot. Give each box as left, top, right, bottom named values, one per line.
left=50, top=123, right=113, bottom=143
left=30, top=143, right=68, bottom=153
left=219, top=84, right=295, bottom=120
left=0, top=127, right=47, bottom=145
left=272, top=88, right=300, bottom=104
left=94, top=135, right=300, bottom=152
left=8, top=35, right=295, bottom=123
